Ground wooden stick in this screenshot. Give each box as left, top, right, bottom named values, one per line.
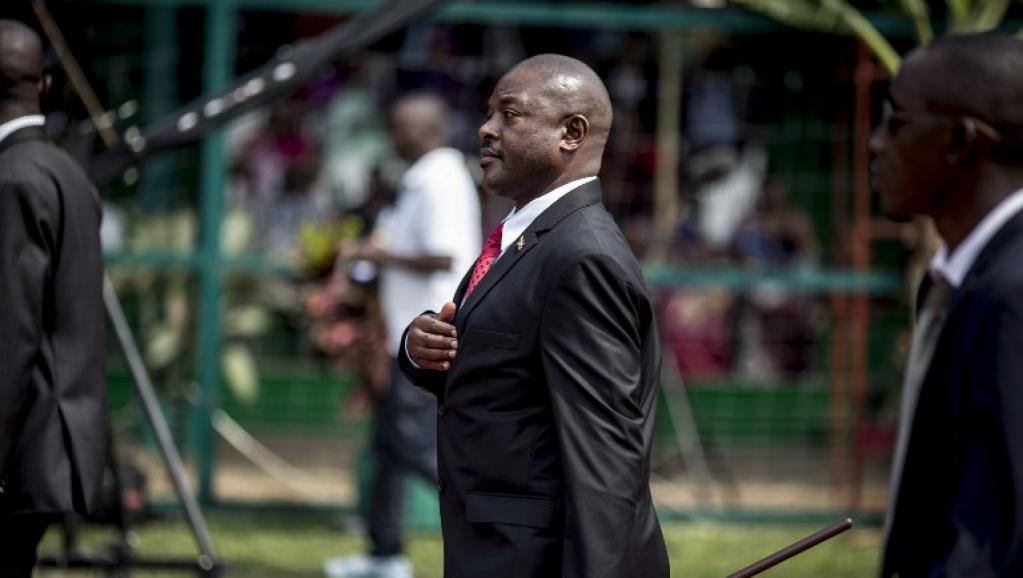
left=31, top=0, right=119, bottom=148
left=726, top=518, right=854, bottom=578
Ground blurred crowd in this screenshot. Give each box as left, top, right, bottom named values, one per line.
left=213, top=25, right=825, bottom=389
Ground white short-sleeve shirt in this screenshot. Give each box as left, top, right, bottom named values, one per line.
left=376, top=147, right=481, bottom=356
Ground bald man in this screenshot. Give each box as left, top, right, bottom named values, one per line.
left=325, top=92, right=481, bottom=578
left=870, top=33, right=1023, bottom=577
left=400, top=55, right=668, bottom=577
left=0, top=20, right=106, bottom=576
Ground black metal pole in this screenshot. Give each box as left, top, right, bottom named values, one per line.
left=103, top=277, right=220, bottom=573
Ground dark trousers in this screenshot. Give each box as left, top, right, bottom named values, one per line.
left=367, top=359, right=438, bottom=557
left=0, top=515, right=52, bottom=578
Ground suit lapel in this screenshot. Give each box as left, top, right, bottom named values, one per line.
left=452, top=261, right=474, bottom=308
left=454, top=179, right=604, bottom=330
left=942, top=209, right=1023, bottom=321
left=455, top=229, right=540, bottom=329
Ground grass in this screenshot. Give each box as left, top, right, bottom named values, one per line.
left=39, top=513, right=881, bottom=577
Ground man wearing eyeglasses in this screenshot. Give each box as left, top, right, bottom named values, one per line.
left=870, top=33, right=1023, bottom=577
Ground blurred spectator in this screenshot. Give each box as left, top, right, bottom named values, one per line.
left=732, top=177, right=818, bottom=378
left=694, top=144, right=767, bottom=252
left=261, top=144, right=331, bottom=259
left=660, top=286, right=735, bottom=380
left=686, top=44, right=742, bottom=187
left=321, top=57, right=398, bottom=210
left=323, top=92, right=480, bottom=578
left=661, top=176, right=819, bottom=382
left=603, top=33, right=651, bottom=218
left=733, top=177, right=817, bottom=269
left=230, top=99, right=338, bottom=259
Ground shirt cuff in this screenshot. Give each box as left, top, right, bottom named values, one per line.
left=404, top=332, right=421, bottom=369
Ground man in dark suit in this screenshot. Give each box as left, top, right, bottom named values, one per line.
left=0, top=20, right=106, bottom=576
left=401, top=54, right=669, bottom=577
left=870, top=33, right=1023, bottom=577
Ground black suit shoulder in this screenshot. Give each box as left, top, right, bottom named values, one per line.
left=538, top=201, right=646, bottom=288
left=0, top=137, right=101, bottom=215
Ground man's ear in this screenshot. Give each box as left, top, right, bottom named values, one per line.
left=560, top=114, right=589, bottom=152
left=946, top=118, right=979, bottom=165
left=38, top=74, right=52, bottom=103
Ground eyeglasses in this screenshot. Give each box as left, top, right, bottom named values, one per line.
left=880, top=100, right=1003, bottom=143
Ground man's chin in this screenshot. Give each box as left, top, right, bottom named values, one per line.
left=879, top=198, right=915, bottom=223
left=875, top=184, right=913, bottom=222
left=481, top=174, right=509, bottom=197
left=883, top=209, right=914, bottom=223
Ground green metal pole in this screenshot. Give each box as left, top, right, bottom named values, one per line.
left=195, top=0, right=236, bottom=506
left=141, top=5, right=178, bottom=213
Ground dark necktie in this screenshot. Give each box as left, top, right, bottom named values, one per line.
left=884, top=274, right=956, bottom=536
left=464, top=221, right=504, bottom=300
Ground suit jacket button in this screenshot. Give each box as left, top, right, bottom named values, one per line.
left=437, top=403, right=446, bottom=416
left=437, top=479, right=446, bottom=494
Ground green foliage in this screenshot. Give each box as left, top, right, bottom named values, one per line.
left=967, top=0, right=1013, bottom=33
left=732, top=0, right=902, bottom=72
left=899, top=0, right=933, bottom=43
left=944, top=0, right=1014, bottom=33
left=735, top=0, right=1022, bottom=73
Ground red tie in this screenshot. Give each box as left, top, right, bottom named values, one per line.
left=464, top=221, right=504, bottom=300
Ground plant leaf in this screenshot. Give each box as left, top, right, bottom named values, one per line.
left=821, top=0, right=902, bottom=73
left=898, top=0, right=933, bottom=44
left=968, top=0, right=1010, bottom=32
left=946, top=0, right=971, bottom=32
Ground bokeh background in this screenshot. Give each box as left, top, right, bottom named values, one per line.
left=5, top=1, right=1021, bottom=576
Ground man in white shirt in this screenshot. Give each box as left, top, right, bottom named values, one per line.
left=324, top=92, right=480, bottom=578
left=870, top=33, right=1023, bottom=577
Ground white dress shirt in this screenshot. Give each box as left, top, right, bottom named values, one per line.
left=406, top=175, right=598, bottom=365
left=929, top=185, right=1023, bottom=287
left=495, top=176, right=597, bottom=256
left=0, top=114, right=45, bottom=146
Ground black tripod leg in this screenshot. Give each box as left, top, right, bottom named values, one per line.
left=104, top=277, right=220, bottom=574
left=106, top=427, right=135, bottom=578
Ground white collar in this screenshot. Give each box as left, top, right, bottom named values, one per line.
left=930, top=185, right=1023, bottom=288
left=499, top=176, right=597, bottom=254
left=0, top=115, right=45, bottom=146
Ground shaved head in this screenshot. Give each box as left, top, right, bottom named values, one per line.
left=393, top=92, right=449, bottom=136
left=0, top=20, right=44, bottom=118
left=478, top=54, right=614, bottom=206
left=0, top=20, right=43, bottom=93
left=390, top=91, right=450, bottom=161
left=900, top=33, right=1023, bottom=137
left=508, top=54, right=613, bottom=147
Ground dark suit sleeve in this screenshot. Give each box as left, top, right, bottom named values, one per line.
left=397, top=312, right=447, bottom=396
left=0, top=182, right=51, bottom=475
left=539, top=253, right=652, bottom=578
left=942, top=290, right=1023, bottom=577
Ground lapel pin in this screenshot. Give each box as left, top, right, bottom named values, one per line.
left=516, top=236, right=525, bottom=252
